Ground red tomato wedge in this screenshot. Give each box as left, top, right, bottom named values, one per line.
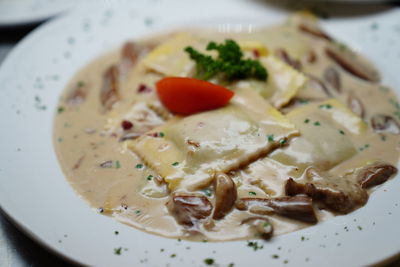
left=156, top=77, right=234, bottom=115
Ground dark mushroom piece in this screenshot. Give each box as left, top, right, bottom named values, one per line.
left=241, top=217, right=273, bottom=240
left=236, top=195, right=317, bottom=223
left=325, top=47, right=380, bottom=83
left=100, top=65, right=119, bottom=111
left=323, top=67, right=341, bottom=93
left=166, top=193, right=213, bottom=228
left=357, top=162, right=397, bottom=189
left=285, top=169, right=368, bottom=213
left=275, top=49, right=302, bottom=70
left=298, top=23, right=333, bottom=42
left=306, top=73, right=332, bottom=97
left=371, top=114, right=400, bottom=134
left=213, top=173, right=237, bottom=220
left=347, top=92, right=365, bottom=119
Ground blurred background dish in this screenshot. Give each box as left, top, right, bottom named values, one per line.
left=0, top=0, right=82, bottom=27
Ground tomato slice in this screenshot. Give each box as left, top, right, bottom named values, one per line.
left=156, top=77, right=234, bottom=115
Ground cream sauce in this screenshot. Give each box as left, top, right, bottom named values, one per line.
left=54, top=15, right=400, bottom=242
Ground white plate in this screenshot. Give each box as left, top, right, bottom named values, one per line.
left=0, top=0, right=84, bottom=26
left=0, top=1, right=399, bottom=266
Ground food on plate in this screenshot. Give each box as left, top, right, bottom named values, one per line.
left=54, top=12, right=400, bottom=241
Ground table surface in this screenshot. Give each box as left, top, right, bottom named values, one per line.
left=1, top=3, right=400, bottom=267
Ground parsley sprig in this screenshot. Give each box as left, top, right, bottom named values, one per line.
left=185, top=40, right=268, bottom=81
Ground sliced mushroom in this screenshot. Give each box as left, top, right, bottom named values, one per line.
left=298, top=23, right=333, bottom=42
left=213, top=173, right=237, bottom=220
left=306, top=73, right=332, bottom=97
left=166, top=193, right=212, bottom=228
left=323, top=67, right=341, bottom=93
left=275, top=49, right=302, bottom=70
left=119, top=132, right=141, bottom=142
left=357, top=162, right=397, bottom=189
left=306, top=50, right=317, bottom=64
left=236, top=196, right=317, bottom=223
left=325, top=47, right=380, bottom=82
left=371, top=114, right=400, bottom=134
left=347, top=92, right=365, bottom=119
left=119, top=42, right=139, bottom=75
left=241, top=217, right=273, bottom=240
left=285, top=168, right=368, bottom=213
left=100, top=65, right=119, bottom=111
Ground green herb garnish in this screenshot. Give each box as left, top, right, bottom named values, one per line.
left=135, top=163, right=143, bottom=169
left=204, top=258, right=215, bottom=265
left=304, top=118, right=310, bottom=124
left=114, top=247, right=122, bottom=255
left=185, top=40, right=267, bottom=81
left=247, top=241, right=263, bottom=251
left=267, top=134, right=274, bottom=142
left=201, top=188, right=212, bottom=197
left=314, top=121, right=321, bottom=126
left=319, top=104, right=332, bottom=109
left=115, top=160, right=121, bottom=169
left=172, top=162, right=179, bottom=166
left=249, top=191, right=257, bottom=196
left=147, top=175, right=153, bottom=181
left=57, top=106, right=65, bottom=114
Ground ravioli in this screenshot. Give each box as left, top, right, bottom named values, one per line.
left=141, top=32, right=199, bottom=77
left=129, top=90, right=299, bottom=190
left=271, top=99, right=366, bottom=174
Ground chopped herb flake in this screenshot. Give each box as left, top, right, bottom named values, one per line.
left=160, top=248, right=164, bottom=252
left=57, top=106, right=65, bottom=114
left=228, top=264, right=235, bottom=267
left=147, top=175, right=153, bottom=181
left=370, top=22, right=379, bottom=30
left=172, top=162, right=179, bottom=166
left=247, top=241, right=263, bottom=251
left=319, top=104, right=333, bottom=109
left=301, top=236, right=305, bottom=241
left=272, top=254, right=279, bottom=259
left=135, top=210, right=141, bottom=214
left=279, top=139, right=287, bottom=145
left=115, top=160, right=121, bottom=169
left=135, top=163, right=143, bottom=169
left=201, top=188, right=212, bottom=197
left=339, top=130, right=345, bottom=135
left=249, top=191, right=257, bottom=196
left=357, top=226, right=363, bottom=230
left=114, top=231, right=119, bottom=235
left=314, top=121, right=321, bottom=126
left=204, top=258, right=215, bottom=265
left=77, top=81, right=85, bottom=87
left=170, top=253, right=176, bottom=258
left=159, top=132, right=165, bottom=137
left=114, top=247, right=122, bottom=255
left=267, top=134, right=274, bottom=142
left=304, top=118, right=310, bottom=124
left=298, top=99, right=309, bottom=104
